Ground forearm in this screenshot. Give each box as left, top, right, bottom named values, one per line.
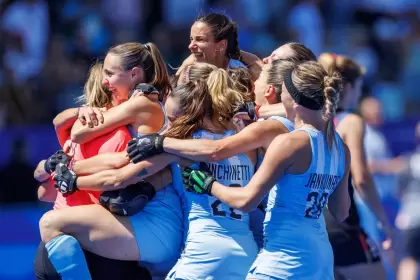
left=34, top=160, right=50, bottom=182
left=76, top=153, right=179, bottom=191
left=211, top=182, right=256, bottom=212
left=163, top=138, right=225, bottom=162
left=257, top=103, right=286, bottom=119
left=240, top=50, right=263, bottom=80
left=53, top=108, right=79, bottom=146
left=38, top=179, right=57, bottom=202
left=72, top=152, right=129, bottom=175
left=354, top=175, right=393, bottom=233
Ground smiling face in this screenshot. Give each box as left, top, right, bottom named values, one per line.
left=188, top=21, right=226, bottom=66
left=101, top=53, right=136, bottom=101
left=164, top=94, right=182, bottom=128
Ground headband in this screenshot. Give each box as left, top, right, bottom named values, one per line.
left=283, top=69, right=325, bottom=110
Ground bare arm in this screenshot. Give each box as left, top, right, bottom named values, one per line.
left=257, top=103, right=287, bottom=119
left=76, top=153, right=180, bottom=191
left=72, top=152, right=129, bottom=175
left=338, top=114, right=393, bottom=234
left=240, top=50, right=263, bottom=81
left=34, top=160, right=49, bottom=182
left=71, top=96, right=155, bottom=144
left=53, top=108, right=79, bottom=147
left=163, top=120, right=288, bottom=162
left=211, top=134, right=296, bottom=212
left=37, top=179, right=57, bottom=202
left=327, top=144, right=351, bottom=222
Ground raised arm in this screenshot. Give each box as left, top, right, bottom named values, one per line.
left=53, top=107, right=104, bottom=147
left=71, top=96, right=160, bottom=144
left=240, top=50, right=263, bottom=81
left=163, top=120, right=288, bottom=162
left=338, top=114, right=393, bottom=236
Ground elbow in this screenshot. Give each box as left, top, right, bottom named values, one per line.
left=235, top=197, right=257, bottom=212
left=70, top=131, right=84, bottom=144
left=209, top=145, right=226, bottom=162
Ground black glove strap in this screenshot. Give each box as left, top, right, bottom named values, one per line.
left=246, top=102, right=256, bottom=121
left=155, top=135, right=165, bottom=153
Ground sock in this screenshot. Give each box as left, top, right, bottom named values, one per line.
left=45, top=235, right=92, bottom=280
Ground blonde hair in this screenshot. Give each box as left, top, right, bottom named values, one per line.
left=227, top=68, right=254, bottom=102
left=107, top=42, right=171, bottom=101
left=318, top=53, right=365, bottom=86
left=291, top=61, right=343, bottom=149
left=180, top=62, right=243, bottom=128
left=78, top=62, right=112, bottom=107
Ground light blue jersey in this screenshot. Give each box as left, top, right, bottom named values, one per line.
left=248, top=126, right=345, bottom=280
left=167, top=129, right=258, bottom=280
left=228, top=59, right=247, bottom=68
left=251, top=116, right=295, bottom=249
left=127, top=103, right=183, bottom=277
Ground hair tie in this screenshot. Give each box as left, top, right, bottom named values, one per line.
left=283, top=69, right=325, bottom=110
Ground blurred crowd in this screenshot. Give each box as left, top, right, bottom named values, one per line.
left=1, top=0, right=420, bottom=203
left=1, top=0, right=420, bottom=128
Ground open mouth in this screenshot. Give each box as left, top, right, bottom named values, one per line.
left=192, top=53, right=204, bottom=60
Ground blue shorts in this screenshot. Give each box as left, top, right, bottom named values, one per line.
left=130, top=185, right=183, bottom=276
left=166, top=231, right=258, bottom=280
left=248, top=215, right=334, bottom=280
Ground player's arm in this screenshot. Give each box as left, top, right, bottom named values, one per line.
left=163, top=120, right=288, bottom=162
left=240, top=50, right=263, bottom=80
left=210, top=134, right=296, bottom=212
left=72, top=152, right=129, bottom=176
left=53, top=108, right=80, bottom=147
left=327, top=143, right=351, bottom=222
left=339, top=114, right=393, bottom=236
left=70, top=96, right=155, bottom=144
left=34, top=160, right=50, bottom=182
left=75, top=153, right=180, bottom=191
left=257, top=103, right=286, bottom=119
left=37, top=179, right=57, bottom=202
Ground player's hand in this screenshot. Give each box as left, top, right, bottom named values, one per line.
left=182, top=166, right=215, bottom=195
left=52, top=163, right=78, bottom=196
left=44, top=150, right=71, bottom=174
left=126, top=134, right=165, bottom=163
left=233, top=102, right=257, bottom=121
left=77, top=106, right=104, bottom=128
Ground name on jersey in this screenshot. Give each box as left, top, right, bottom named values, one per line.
left=304, top=173, right=340, bottom=190
left=207, top=163, right=251, bottom=181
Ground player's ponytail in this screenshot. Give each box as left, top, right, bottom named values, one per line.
left=206, top=68, right=243, bottom=128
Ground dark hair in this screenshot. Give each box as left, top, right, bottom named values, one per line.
left=287, top=42, right=317, bottom=63
left=107, top=42, right=172, bottom=101
left=267, top=59, right=296, bottom=102
left=164, top=80, right=213, bottom=139
left=196, top=13, right=240, bottom=60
